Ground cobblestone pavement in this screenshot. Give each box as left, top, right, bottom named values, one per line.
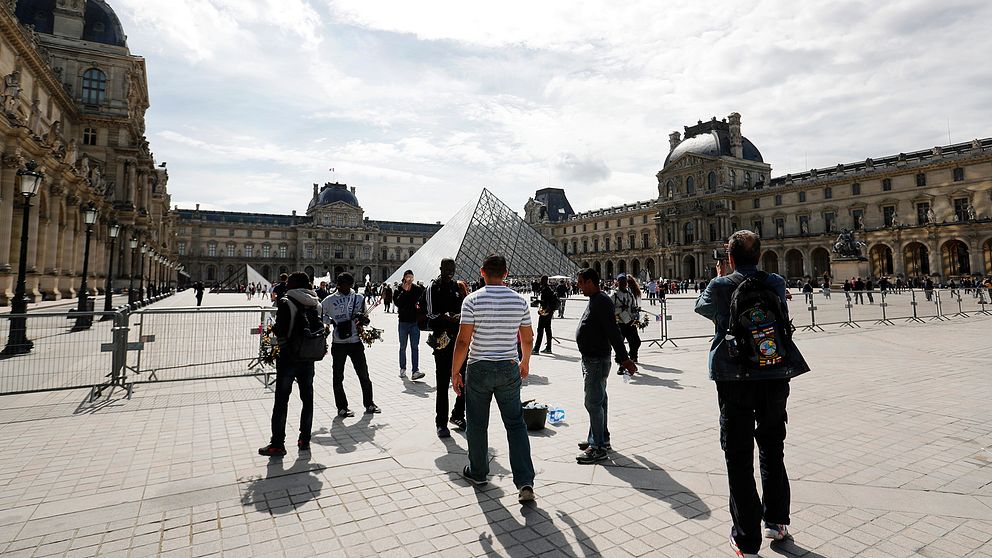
left=0, top=290, right=989, bottom=557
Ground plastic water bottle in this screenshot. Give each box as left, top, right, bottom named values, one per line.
left=548, top=406, right=565, bottom=424
left=622, top=371, right=631, bottom=384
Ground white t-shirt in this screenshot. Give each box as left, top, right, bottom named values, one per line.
left=320, top=291, right=366, bottom=344
left=460, top=285, right=531, bottom=364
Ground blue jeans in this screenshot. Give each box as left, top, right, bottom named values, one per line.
left=582, top=357, right=611, bottom=449
left=464, top=360, right=535, bottom=489
left=398, top=321, right=420, bottom=372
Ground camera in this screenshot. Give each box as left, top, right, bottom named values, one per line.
left=712, top=248, right=728, bottom=261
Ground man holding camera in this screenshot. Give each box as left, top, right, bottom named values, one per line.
left=422, top=258, right=466, bottom=437
left=321, top=272, right=380, bottom=418
left=394, top=269, right=425, bottom=381
left=695, top=231, right=810, bottom=558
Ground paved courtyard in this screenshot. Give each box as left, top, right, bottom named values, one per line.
left=0, top=289, right=990, bottom=557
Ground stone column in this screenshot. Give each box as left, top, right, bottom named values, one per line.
left=63, top=217, right=77, bottom=298
left=25, top=196, right=41, bottom=300
left=927, top=239, right=940, bottom=278
left=893, top=244, right=905, bottom=277
left=0, top=155, right=17, bottom=274
left=968, top=240, right=980, bottom=276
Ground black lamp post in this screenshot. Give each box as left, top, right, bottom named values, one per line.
left=2, top=161, right=45, bottom=356
left=101, top=222, right=121, bottom=318
left=72, top=203, right=98, bottom=331
left=127, top=237, right=138, bottom=307
left=138, top=244, right=147, bottom=306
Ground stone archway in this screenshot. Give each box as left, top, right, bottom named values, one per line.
left=761, top=250, right=779, bottom=274
left=632, top=258, right=641, bottom=279
left=903, top=242, right=930, bottom=277
left=811, top=247, right=831, bottom=279
left=594, top=261, right=602, bottom=275
left=618, top=260, right=627, bottom=274
left=304, top=265, right=315, bottom=281
left=785, top=249, right=804, bottom=279
left=605, top=260, right=614, bottom=279
left=869, top=244, right=894, bottom=277
left=941, top=239, right=970, bottom=277
left=682, top=254, right=696, bottom=280
left=362, top=267, right=373, bottom=284
left=261, top=265, right=271, bottom=281
left=646, top=257, right=656, bottom=279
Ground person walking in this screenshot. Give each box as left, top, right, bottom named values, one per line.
left=423, top=258, right=466, bottom=436
left=574, top=267, right=637, bottom=464
left=381, top=282, right=393, bottom=313
left=694, top=230, right=810, bottom=558
left=393, top=269, right=425, bottom=380
left=321, top=273, right=380, bottom=417
left=854, top=277, right=865, bottom=304
left=258, top=272, right=321, bottom=457
left=865, top=278, right=875, bottom=304
left=612, top=274, right=642, bottom=365
left=532, top=275, right=558, bottom=354
left=193, top=281, right=205, bottom=307
left=555, top=280, right=568, bottom=318
left=451, top=254, right=536, bottom=502
left=271, top=273, right=289, bottom=302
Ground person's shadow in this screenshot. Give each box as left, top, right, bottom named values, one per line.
left=628, top=373, right=684, bottom=389
left=768, top=538, right=830, bottom=558
left=401, top=379, right=436, bottom=399
left=602, top=454, right=711, bottom=520
left=470, top=485, right=601, bottom=558
left=240, top=454, right=324, bottom=515
left=311, top=413, right=384, bottom=454
left=635, top=362, right=683, bottom=375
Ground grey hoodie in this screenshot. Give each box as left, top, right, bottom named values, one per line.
left=273, top=288, right=320, bottom=343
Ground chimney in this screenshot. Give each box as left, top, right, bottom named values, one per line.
left=668, top=131, right=681, bottom=151
left=312, top=183, right=318, bottom=198
left=350, top=187, right=356, bottom=194
left=195, top=203, right=200, bottom=211
left=727, top=112, right=743, bottom=158
left=292, top=210, right=297, bottom=216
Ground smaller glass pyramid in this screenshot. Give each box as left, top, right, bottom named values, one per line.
left=387, top=189, right=579, bottom=283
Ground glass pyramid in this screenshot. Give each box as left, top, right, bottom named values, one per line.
left=386, top=188, right=579, bottom=283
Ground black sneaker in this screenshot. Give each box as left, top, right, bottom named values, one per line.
left=297, top=439, right=310, bottom=451
left=365, top=404, right=381, bottom=414
left=544, top=346, right=552, bottom=354
left=337, top=408, right=355, bottom=418
left=532, top=347, right=540, bottom=355
left=449, top=417, right=466, bottom=430
left=258, top=444, right=286, bottom=457
left=577, top=441, right=612, bottom=451
left=437, top=426, right=451, bottom=438
left=576, top=447, right=609, bottom=464
left=461, top=465, right=487, bottom=486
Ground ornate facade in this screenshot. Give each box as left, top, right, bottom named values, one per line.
left=533, top=113, right=992, bottom=282
left=0, top=0, right=174, bottom=305
left=175, top=183, right=442, bottom=285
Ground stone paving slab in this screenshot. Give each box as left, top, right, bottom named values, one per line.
left=0, top=290, right=990, bottom=557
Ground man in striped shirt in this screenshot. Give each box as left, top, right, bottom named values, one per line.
left=451, top=254, right=536, bottom=502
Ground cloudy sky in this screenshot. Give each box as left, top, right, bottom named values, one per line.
left=114, top=0, right=992, bottom=222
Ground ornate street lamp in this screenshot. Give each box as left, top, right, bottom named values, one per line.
left=72, top=203, right=99, bottom=330
left=127, top=237, right=138, bottom=307
left=101, top=222, right=121, bottom=318
left=2, top=161, right=45, bottom=356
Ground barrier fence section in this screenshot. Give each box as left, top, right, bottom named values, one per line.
left=126, top=306, right=276, bottom=383
left=0, top=310, right=127, bottom=398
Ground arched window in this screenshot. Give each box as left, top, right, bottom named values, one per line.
left=82, top=68, right=107, bottom=105
left=730, top=170, right=737, bottom=187
left=665, top=180, right=674, bottom=199
left=707, top=171, right=716, bottom=190
left=744, top=172, right=752, bottom=188
left=685, top=176, right=695, bottom=195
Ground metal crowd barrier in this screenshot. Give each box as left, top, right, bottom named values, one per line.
left=0, top=306, right=276, bottom=399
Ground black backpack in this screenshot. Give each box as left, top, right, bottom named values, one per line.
left=287, top=299, right=328, bottom=362
left=727, top=272, right=793, bottom=371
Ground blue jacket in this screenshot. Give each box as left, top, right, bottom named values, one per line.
left=694, top=265, right=810, bottom=382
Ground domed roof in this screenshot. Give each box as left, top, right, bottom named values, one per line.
left=308, top=183, right=360, bottom=211
left=15, top=0, right=127, bottom=47
left=663, top=128, right=763, bottom=168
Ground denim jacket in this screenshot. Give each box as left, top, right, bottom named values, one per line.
left=694, top=265, right=810, bottom=382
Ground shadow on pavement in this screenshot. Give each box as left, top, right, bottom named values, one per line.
left=401, top=379, right=436, bottom=398
left=240, top=454, right=324, bottom=515
left=628, top=373, right=684, bottom=389
left=311, top=413, right=383, bottom=453
left=635, top=362, right=684, bottom=374
left=769, top=538, right=830, bottom=558
left=471, top=487, right=601, bottom=558
left=602, top=453, right=711, bottom=519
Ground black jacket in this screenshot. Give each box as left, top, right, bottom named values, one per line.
left=422, top=278, right=463, bottom=336
left=575, top=292, right=629, bottom=362
left=539, top=285, right=557, bottom=317
left=393, top=284, right=425, bottom=323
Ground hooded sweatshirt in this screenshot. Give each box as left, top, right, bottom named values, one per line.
left=272, top=288, right=320, bottom=344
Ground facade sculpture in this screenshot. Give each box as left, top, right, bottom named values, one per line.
left=832, top=229, right=866, bottom=259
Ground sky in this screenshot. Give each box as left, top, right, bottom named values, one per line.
left=113, top=0, right=992, bottom=223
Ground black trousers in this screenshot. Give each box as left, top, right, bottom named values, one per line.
left=433, top=345, right=465, bottom=427
left=331, top=343, right=375, bottom=411
left=717, top=380, right=791, bottom=554
left=270, top=357, right=316, bottom=446
left=618, top=323, right=641, bottom=362
left=534, top=315, right=553, bottom=349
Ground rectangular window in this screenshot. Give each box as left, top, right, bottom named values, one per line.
left=824, top=187, right=833, bottom=199
left=605, top=238, right=611, bottom=251
left=774, top=194, right=782, bottom=206
left=916, top=202, right=930, bottom=226
left=177, top=241, right=186, bottom=256
left=642, top=215, right=648, bottom=224
left=82, top=128, right=97, bottom=146
left=593, top=222, right=598, bottom=231
left=954, top=198, right=969, bottom=222
left=582, top=240, right=588, bottom=253
left=882, top=178, right=892, bottom=191
left=753, top=198, right=761, bottom=209
left=642, top=232, right=649, bottom=248
left=229, top=229, right=235, bottom=237
left=264, top=231, right=270, bottom=238
left=262, top=245, right=271, bottom=258
left=752, top=220, right=763, bottom=238
left=798, top=191, right=807, bottom=203
left=279, top=246, right=287, bottom=259
left=362, top=247, right=370, bottom=259
left=305, top=245, right=313, bottom=259
left=799, top=215, right=809, bottom=234
left=775, top=218, right=785, bottom=237
left=709, top=224, right=717, bottom=242
left=226, top=244, right=235, bottom=257
left=852, top=183, right=861, bottom=196
left=852, top=209, right=864, bottom=230
left=334, top=246, right=343, bottom=258
left=953, top=167, right=964, bottom=182
left=824, top=212, right=836, bottom=233
left=207, top=244, right=216, bottom=257
left=916, top=173, right=926, bottom=187
left=883, top=206, right=895, bottom=227
left=628, top=234, right=635, bottom=249
left=244, top=245, right=253, bottom=258
left=582, top=224, right=587, bottom=232
left=629, top=217, right=634, bottom=226
left=593, top=238, right=599, bottom=252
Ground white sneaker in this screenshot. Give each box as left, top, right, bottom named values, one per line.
left=764, top=523, right=791, bottom=541
left=399, top=370, right=407, bottom=379
left=518, top=485, right=535, bottom=502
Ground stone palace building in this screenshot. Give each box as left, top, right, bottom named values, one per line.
left=174, top=182, right=442, bottom=285
left=529, top=113, right=992, bottom=282
left=0, top=0, right=174, bottom=306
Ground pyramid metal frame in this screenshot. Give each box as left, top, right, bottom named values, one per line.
left=387, top=189, right=579, bottom=283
